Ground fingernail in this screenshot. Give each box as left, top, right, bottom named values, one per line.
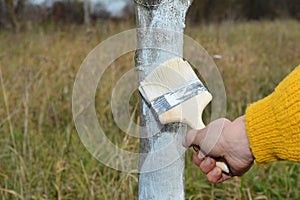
left=197, top=151, right=206, bottom=160
left=204, top=157, right=212, bottom=165
left=211, top=167, right=221, bottom=176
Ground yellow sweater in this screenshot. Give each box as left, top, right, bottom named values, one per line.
left=245, top=65, right=300, bottom=164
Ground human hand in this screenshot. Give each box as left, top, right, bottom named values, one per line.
left=183, top=116, right=254, bottom=183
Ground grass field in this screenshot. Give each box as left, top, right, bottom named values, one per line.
left=0, top=19, right=300, bottom=199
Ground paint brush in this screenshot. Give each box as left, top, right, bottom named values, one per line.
left=138, top=57, right=230, bottom=173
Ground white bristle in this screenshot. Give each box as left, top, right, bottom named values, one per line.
left=139, top=58, right=199, bottom=102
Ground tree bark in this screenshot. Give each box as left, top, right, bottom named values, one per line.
left=135, top=0, right=192, bottom=199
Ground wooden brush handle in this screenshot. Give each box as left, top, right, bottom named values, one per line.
left=216, top=161, right=230, bottom=174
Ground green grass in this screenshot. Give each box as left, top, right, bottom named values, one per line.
left=0, top=20, right=300, bottom=199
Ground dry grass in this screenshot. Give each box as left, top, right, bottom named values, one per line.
left=0, top=19, right=299, bottom=199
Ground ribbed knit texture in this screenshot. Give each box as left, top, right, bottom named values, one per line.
left=245, top=66, right=300, bottom=164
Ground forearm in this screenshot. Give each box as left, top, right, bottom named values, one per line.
left=245, top=66, right=300, bottom=164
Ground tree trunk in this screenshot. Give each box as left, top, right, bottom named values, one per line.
left=135, top=0, right=192, bottom=199
left=83, top=0, right=90, bottom=25
left=4, top=0, right=21, bottom=32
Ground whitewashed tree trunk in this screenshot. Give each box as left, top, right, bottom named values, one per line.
left=83, top=0, right=90, bottom=25
left=135, top=0, right=192, bottom=199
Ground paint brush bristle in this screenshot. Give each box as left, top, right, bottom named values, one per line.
left=139, top=57, right=212, bottom=130
left=139, top=58, right=199, bottom=103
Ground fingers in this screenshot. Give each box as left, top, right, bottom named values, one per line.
left=200, top=157, right=216, bottom=174
left=207, top=167, right=222, bottom=183
left=193, top=153, right=202, bottom=166
left=186, top=117, right=252, bottom=183
left=193, top=154, right=215, bottom=173
left=207, top=167, right=232, bottom=183
left=194, top=154, right=232, bottom=183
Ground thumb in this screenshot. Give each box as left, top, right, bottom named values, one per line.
left=182, top=128, right=207, bottom=148
left=183, top=118, right=231, bottom=154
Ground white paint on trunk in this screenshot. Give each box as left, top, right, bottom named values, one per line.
left=135, top=0, right=192, bottom=199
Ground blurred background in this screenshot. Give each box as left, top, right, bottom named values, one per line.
left=0, top=0, right=300, bottom=31
left=0, top=0, right=300, bottom=199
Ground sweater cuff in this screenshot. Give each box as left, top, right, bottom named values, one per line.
left=245, top=94, right=282, bottom=165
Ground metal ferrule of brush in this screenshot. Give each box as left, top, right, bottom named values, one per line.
left=151, top=78, right=208, bottom=115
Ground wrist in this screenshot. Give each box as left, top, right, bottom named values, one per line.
left=245, top=94, right=280, bottom=164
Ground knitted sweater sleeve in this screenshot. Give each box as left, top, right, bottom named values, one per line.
left=245, top=65, right=300, bottom=165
